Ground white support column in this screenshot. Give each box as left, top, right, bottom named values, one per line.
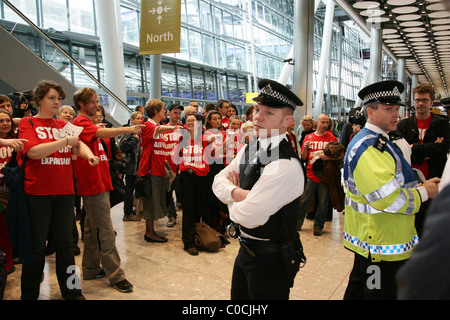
left=277, top=45, right=294, bottom=86
left=293, top=0, right=315, bottom=125
left=94, top=0, right=127, bottom=103
left=150, top=55, right=162, bottom=100
left=313, top=0, right=335, bottom=120
left=354, top=70, right=370, bottom=109
left=279, top=0, right=321, bottom=87
left=369, top=26, right=382, bottom=84
left=411, top=74, right=418, bottom=96
left=246, top=0, right=257, bottom=92
left=410, top=74, right=418, bottom=117
left=398, top=57, right=406, bottom=101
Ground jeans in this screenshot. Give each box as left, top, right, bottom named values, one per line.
left=21, top=195, right=79, bottom=300
left=296, top=177, right=330, bottom=230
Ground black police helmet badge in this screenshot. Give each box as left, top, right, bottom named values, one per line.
left=253, top=79, right=303, bottom=110
left=358, top=80, right=405, bottom=106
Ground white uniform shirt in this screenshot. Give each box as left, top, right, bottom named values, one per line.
left=212, top=133, right=304, bottom=229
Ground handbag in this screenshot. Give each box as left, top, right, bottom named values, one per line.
left=194, top=222, right=229, bottom=252
left=135, top=174, right=151, bottom=199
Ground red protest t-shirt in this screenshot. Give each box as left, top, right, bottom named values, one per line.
left=19, top=116, right=74, bottom=195
left=179, top=137, right=210, bottom=176
left=204, top=129, right=226, bottom=165
left=221, top=117, right=230, bottom=129
left=138, top=120, right=166, bottom=177
left=413, top=115, right=433, bottom=179
left=301, top=131, right=338, bottom=183
left=225, top=130, right=241, bottom=167
left=0, top=139, right=13, bottom=178
left=162, top=126, right=182, bottom=173
left=72, top=115, right=112, bottom=196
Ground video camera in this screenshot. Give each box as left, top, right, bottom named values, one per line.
left=8, top=91, right=36, bottom=117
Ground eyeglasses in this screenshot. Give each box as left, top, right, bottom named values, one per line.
left=414, top=98, right=430, bottom=104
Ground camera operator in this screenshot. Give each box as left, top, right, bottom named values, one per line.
left=8, top=90, right=37, bottom=118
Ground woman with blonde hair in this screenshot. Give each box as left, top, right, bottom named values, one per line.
left=57, top=105, right=76, bottom=123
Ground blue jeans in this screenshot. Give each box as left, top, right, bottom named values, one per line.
left=296, top=177, right=330, bottom=230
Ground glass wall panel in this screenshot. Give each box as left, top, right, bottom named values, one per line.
left=4, top=0, right=38, bottom=25
left=176, top=65, right=192, bottom=99
left=185, top=0, right=199, bottom=28
left=179, top=27, right=189, bottom=60
left=192, top=68, right=205, bottom=100
left=69, top=0, right=95, bottom=35
left=199, top=0, right=212, bottom=32
left=42, top=0, right=68, bottom=31
left=202, top=33, right=215, bottom=66
left=121, top=6, right=139, bottom=45
left=161, top=63, right=177, bottom=98
left=124, top=54, right=142, bottom=93
left=213, top=6, right=223, bottom=35
left=188, top=29, right=201, bottom=63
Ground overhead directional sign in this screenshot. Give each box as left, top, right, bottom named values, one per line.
left=140, top=0, right=181, bottom=55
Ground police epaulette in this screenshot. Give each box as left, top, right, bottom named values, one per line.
left=373, top=134, right=387, bottom=152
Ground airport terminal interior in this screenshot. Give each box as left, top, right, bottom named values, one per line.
left=1, top=0, right=450, bottom=301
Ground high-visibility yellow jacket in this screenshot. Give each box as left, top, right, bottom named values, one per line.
left=343, top=127, right=422, bottom=262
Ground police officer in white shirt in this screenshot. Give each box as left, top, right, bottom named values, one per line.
left=212, top=79, right=306, bottom=300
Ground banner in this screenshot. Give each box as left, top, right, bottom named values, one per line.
left=140, top=0, right=181, bottom=55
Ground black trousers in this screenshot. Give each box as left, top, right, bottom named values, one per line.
left=123, top=174, right=136, bottom=216
left=21, top=195, right=80, bottom=300
left=179, top=171, right=206, bottom=249
left=231, top=246, right=295, bottom=300
left=344, top=252, right=406, bottom=300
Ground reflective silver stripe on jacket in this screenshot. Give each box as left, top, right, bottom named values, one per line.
left=345, top=133, right=377, bottom=195
left=363, top=178, right=400, bottom=204
left=345, top=197, right=382, bottom=214
left=345, top=190, right=416, bottom=215
left=345, top=133, right=416, bottom=213
left=343, top=232, right=419, bottom=256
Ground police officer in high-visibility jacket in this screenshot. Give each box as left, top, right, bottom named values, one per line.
left=343, top=81, right=440, bottom=300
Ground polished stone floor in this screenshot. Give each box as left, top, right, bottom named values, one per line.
left=2, top=203, right=353, bottom=300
